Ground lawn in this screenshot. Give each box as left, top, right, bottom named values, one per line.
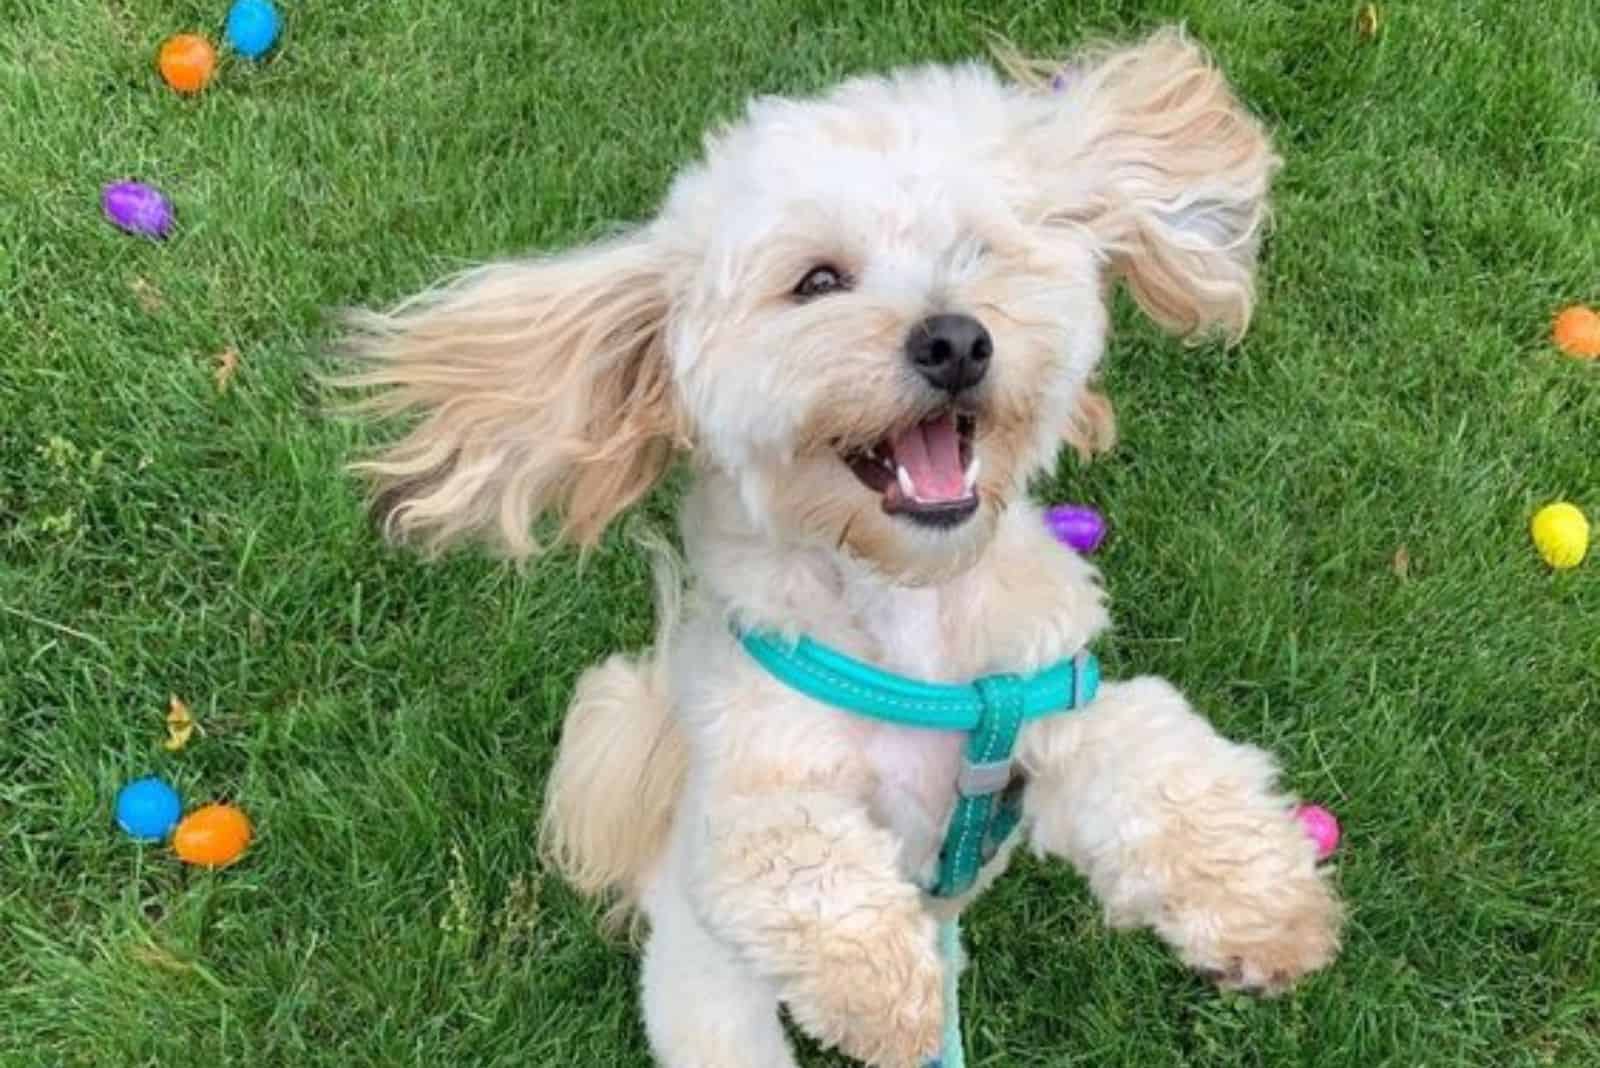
left=3, top=1, right=1599, bottom=1065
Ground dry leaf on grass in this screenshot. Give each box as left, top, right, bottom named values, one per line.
left=1391, top=545, right=1410, bottom=579
left=1356, top=4, right=1381, bottom=40
left=129, top=278, right=165, bottom=313
left=213, top=347, right=240, bottom=393
left=164, top=694, right=196, bottom=752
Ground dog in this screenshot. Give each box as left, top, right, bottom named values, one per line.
left=343, top=27, right=1342, bottom=1068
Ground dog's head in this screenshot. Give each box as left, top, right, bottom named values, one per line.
left=345, top=29, right=1276, bottom=584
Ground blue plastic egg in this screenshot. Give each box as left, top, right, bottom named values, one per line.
left=225, top=0, right=280, bottom=60
left=116, top=777, right=181, bottom=841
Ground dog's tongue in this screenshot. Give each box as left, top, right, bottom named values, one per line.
left=892, top=412, right=965, bottom=501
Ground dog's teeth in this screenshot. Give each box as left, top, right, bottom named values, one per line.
left=896, top=464, right=917, bottom=500
left=963, top=456, right=981, bottom=493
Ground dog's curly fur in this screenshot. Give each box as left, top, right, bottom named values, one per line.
left=343, top=28, right=1341, bottom=1067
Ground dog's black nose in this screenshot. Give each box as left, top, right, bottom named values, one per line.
left=905, top=314, right=992, bottom=394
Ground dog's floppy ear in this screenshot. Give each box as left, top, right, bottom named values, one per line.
left=1007, top=28, right=1280, bottom=341
left=341, top=231, right=686, bottom=556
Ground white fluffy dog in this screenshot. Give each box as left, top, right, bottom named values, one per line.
left=345, top=27, right=1341, bottom=1068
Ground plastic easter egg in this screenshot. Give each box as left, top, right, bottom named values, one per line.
left=172, top=803, right=252, bottom=868
left=102, top=181, right=174, bottom=239
left=225, top=0, right=280, bottom=60
left=1044, top=504, right=1108, bottom=553
left=116, top=777, right=181, bottom=841
left=1530, top=502, right=1589, bottom=570
left=1295, top=804, right=1340, bottom=861
left=1552, top=305, right=1600, bottom=359
left=158, top=33, right=217, bottom=94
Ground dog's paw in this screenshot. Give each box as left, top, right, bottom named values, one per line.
left=1177, top=861, right=1343, bottom=996
left=836, top=958, right=944, bottom=1068
left=787, top=918, right=945, bottom=1068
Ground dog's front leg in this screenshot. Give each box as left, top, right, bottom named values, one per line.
left=691, top=784, right=945, bottom=1068
left=1018, top=677, right=1342, bottom=993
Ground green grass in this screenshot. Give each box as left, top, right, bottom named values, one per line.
left=4, top=1, right=1599, bottom=1065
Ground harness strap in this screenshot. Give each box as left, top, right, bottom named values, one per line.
left=737, top=628, right=1098, bottom=898
left=930, top=916, right=964, bottom=1068
left=735, top=626, right=1099, bottom=1068
left=737, top=629, right=1098, bottom=730
left=934, top=675, right=1025, bottom=897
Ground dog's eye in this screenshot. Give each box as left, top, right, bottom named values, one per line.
left=794, top=265, right=850, bottom=300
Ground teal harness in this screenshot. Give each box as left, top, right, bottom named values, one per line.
left=736, top=627, right=1100, bottom=1067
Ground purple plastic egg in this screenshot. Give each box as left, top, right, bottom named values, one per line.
left=1044, top=504, right=1107, bottom=554
left=102, top=181, right=174, bottom=238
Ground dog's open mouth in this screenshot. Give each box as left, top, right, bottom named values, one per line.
left=844, top=410, right=980, bottom=529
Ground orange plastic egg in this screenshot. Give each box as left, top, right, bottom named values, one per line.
left=158, top=34, right=217, bottom=95
left=172, top=804, right=252, bottom=867
left=1552, top=305, right=1600, bottom=358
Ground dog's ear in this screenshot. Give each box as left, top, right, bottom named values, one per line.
left=340, top=231, right=686, bottom=557
left=1007, top=28, right=1280, bottom=341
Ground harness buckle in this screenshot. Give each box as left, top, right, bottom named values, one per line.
left=956, top=758, right=1012, bottom=796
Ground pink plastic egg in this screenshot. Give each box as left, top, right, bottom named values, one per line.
left=1296, top=803, right=1341, bottom=861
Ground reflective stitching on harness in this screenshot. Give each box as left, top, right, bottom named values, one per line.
left=765, top=644, right=970, bottom=715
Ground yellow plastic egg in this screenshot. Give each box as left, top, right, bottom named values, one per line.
left=1530, top=502, right=1589, bottom=570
